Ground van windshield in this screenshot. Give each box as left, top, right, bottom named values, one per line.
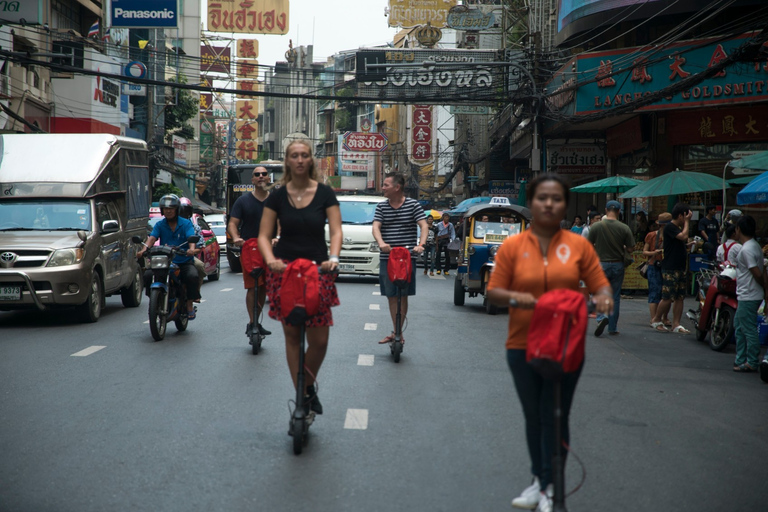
left=339, top=200, right=383, bottom=225
left=0, top=201, right=91, bottom=231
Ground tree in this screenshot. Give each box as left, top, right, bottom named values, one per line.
left=153, top=183, right=184, bottom=202
left=165, top=75, right=198, bottom=141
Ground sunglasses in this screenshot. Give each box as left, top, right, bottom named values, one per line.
left=253, top=172, right=268, bottom=177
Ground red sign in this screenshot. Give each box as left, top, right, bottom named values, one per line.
left=201, top=46, right=231, bottom=74
left=411, top=105, right=434, bottom=162
left=666, top=105, right=768, bottom=146
left=342, top=132, right=388, bottom=152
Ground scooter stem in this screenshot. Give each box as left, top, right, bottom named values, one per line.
left=553, top=380, right=568, bottom=512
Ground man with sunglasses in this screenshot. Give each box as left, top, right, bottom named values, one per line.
left=228, top=167, right=273, bottom=339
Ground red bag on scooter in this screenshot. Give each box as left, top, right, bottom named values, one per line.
left=240, top=238, right=265, bottom=276
left=281, top=258, right=320, bottom=325
left=526, top=289, right=588, bottom=380
left=387, top=247, right=412, bottom=285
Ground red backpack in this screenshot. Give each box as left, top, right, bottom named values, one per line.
left=526, top=289, right=587, bottom=380
left=387, top=247, right=413, bottom=287
left=280, top=258, right=320, bottom=325
left=240, top=238, right=265, bottom=276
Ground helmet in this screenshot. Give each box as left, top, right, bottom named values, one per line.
left=720, top=265, right=737, bottom=280
left=179, top=197, right=193, bottom=219
left=158, top=194, right=180, bottom=211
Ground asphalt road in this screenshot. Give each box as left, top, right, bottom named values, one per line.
left=1, top=262, right=767, bottom=512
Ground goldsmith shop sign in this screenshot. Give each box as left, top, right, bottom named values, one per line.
left=356, top=49, right=504, bottom=104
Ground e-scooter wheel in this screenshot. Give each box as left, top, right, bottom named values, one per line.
left=392, top=341, right=402, bottom=363
left=148, top=289, right=167, bottom=341
left=251, top=331, right=262, bottom=354
left=292, top=416, right=305, bottom=455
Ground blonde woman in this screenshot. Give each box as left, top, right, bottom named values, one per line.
left=258, top=139, right=342, bottom=415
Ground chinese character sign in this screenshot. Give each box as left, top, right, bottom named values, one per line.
left=237, top=80, right=260, bottom=98
left=236, top=120, right=259, bottom=141
left=237, top=60, right=260, bottom=79
left=236, top=100, right=259, bottom=120
left=207, top=0, right=289, bottom=34
left=411, top=105, right=434, bottom=163
left=236, top=39, right=259, bottom=58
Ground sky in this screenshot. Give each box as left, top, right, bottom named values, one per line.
left=202, top=0, right=402, bottom=70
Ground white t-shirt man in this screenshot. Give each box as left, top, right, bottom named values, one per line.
left=735, top=238, right=765, bottom=301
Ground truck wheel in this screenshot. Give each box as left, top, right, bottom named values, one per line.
left=227, top=252, right=242, bottom=273
left=77, top=273, right=103, bottom=323
left=453, top=277, right=465, bottom=306
left=121, top=268, right=143, bottom=308
left=208, top=257, right=221, bottom=281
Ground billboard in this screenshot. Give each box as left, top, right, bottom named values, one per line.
left=201, top=46, right=231, bottom=74
left=110, top=0, right=179, bottom=29
left=0, top=1, right=42, bottom=24
left=207, top=0, right=289, bottom=34
left=558, top=0, right=663, bottom=32
left=388, top=0, right=457, bottom=28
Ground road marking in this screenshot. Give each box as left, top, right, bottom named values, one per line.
left=374, top=284, right=379, bottom=287
left=344, top=409, right=369, bottom=430
left=369, top=304, right=380, bottom=310
left=71, top=346, right=106, bottom=357
left=364, top=323, right=377, bottom=331
left=199, top=299, right=207, bottom=303
left=358, top=354, right=374, bottom=366
left=143, top=320, right=149, bottom=324
left=220, top=288, right=233, bottom=292
left=372, top=291, right=381, bottom=296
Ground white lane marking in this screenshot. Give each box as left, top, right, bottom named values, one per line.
left=358, top=354, right=374, bottom=366
left=71, top=346, right=106, bottom=357
left=143, top=320, right=149, bottom=324
left=369, top=304, right=380, bottom=310
left=374, top=284, right=380, bottom=287
left=364, top=323, right=377, bottom=331
left=220, top=288, right=234, bottom=292
left=344, top=409, right=369, bottom=430
left=372, top=291, right=381, bottom=296
left=199, top=299, right=207, bottom=303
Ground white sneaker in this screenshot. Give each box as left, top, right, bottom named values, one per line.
left=511, top=477, right=540, bottom=509
left=536, top=485, right=554, bottom=512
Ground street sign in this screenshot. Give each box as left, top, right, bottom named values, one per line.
left=342, top=132, right=388, bottom=152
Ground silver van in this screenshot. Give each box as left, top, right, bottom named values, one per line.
left=0, top=134, right=150, bottom=322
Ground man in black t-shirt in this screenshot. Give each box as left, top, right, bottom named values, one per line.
left=698, top=204, right=719, bottom=259
left=651, top=203, right=693, bottom=333
left=228, top=166, right=272, bottom=338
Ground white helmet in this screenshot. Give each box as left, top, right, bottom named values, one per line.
left=720, top=265, right=737, bottom=280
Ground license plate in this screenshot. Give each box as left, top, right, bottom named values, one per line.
left=338, top=264, right=355, bottom=272
left=0, top=286, right=21, bottom=301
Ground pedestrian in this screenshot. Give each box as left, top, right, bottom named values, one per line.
left=422, top=216, right=438, bottom=276
left=435, top=212, right=456, bottom=276
left=719, top=209, right=742, bottom=243
left=732, top=215, right=767, bottom=373
left=587, top=200, right=635, bottom=336
left=581, top=211, right=600, bottom=239
left=372, top=172, right=428, bottom=345
left=716, top=224, right=742, bottom=266
left=486, top=173, right=612, bottom=512
left=643, top=212, right=672, bottom=328
left=633, top=211, right=649, bottom=244
left=650, top=203, right=693, bottom=333
left=698, top=204, right=720, bottom=260
left=228, top=166, right=273, bottom=338
left=257, top=139, right=342, bottom=415
left=570, top=215, right=584, bottom=234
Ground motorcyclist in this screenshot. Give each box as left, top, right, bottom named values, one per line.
left=179, top=197, right=206, bottom=302
left=137, top=194, right=201, bottom=319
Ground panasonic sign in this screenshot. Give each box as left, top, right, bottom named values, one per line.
left=110, top=0, right=179, bottom=28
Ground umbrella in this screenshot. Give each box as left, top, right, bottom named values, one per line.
left=423, top=209, right=443, bottom=220
left=727, top=175, right=760, bottom=185
left=728, top=150, right=768, bottom=170
left=737, top=170, right=768, bottom=205
left=517, top=180, right=527, bottom=206
left=444, top=196, right=491, bottom=216
left=570, top=176, right=643, bottom=194
left=620, top=169, right=728, bottom=199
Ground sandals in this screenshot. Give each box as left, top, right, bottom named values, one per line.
left=733, top=363, right=757, bottom=372
left=671, top=325, right=690, bottom=334
left=651, top=322, right=668, bottom=332
left=378, top=333, right=395, bottom=344
left=187, top=308, right=196, bottom=320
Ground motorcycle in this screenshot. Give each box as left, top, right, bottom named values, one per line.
left=132, top=235, right=200, bottom=341
left=687, top=261, right=738, bottom=351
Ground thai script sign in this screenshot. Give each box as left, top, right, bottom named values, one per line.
left=201, top=46, right=231, bottom=74
left=572, top=32, right=768, bottom=115
left=342, top=132, right=388, bottom=152
left=449, top=105, right=489, bottom=115
left=447, top=8, right=495, bottom=31
left=110, top=0, right=178, bottom=29
left=547, top=145, right=606, bottom=175
left=1, top=1, right=42, bottom=25
left=207, top=0, right=289, bottom=34
left=388, top=0, right=457, bottom=28
left=236, top=39, right=259, bottom=58
left=357, top=49, right=503, bottom=104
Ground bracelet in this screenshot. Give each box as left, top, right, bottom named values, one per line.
left=329, top=255, right=340, bottom=263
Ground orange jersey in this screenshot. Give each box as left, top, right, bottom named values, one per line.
left=487, top=229, right=609, bottom=350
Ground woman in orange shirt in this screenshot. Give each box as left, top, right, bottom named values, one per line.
left=487, top=174, right=612, bottom=512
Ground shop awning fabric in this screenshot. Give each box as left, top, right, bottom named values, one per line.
left=620, top=169, right=728, bottom=199
left=728, top=150, right=768, bottom=171
left=737, top=171, right=768, bottom=205
left=570, top=176, right=643, bottom=194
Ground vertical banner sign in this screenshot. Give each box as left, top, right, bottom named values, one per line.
left=236, top=39, right=259, bottom=58
left=411, top=105, right=434, bottom=163
left=387, top=0, right=457, bottom=28
left=235, top=99, right=259, bottom=161
left=199, top=93, right=213, bottom=112
left=200, top=116, right=215, bottom=163
left=236, top=100, right=259, bottom=120
left=237, top=60, right=260, bottom=79
left=201, top=46, right=231, bottom=74
left=207, top=0, right=289, bottom=34
left=237, top=81, right=260, bottom=98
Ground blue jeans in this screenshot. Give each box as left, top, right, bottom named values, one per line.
left=647, top=264, right=662, bottom=304
left=423, top=245, right=436, bottom=272
left=596, top=262, right=625, bottom=333
left=734, top=299, right=761, bottom=367
left=507, top=349, right=582, bottom=490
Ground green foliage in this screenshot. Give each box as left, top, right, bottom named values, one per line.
left=335, top=109, right=353, bottom=132
left=153, top=183, right=184, bottom=202
left=165, top=75, right=198, bottom=140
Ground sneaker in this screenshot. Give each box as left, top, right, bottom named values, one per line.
left=424, top=269, right=428, bottom=275
left=436, top=270, right=441, bottom=275
left=444, top=271, right=450, bottom=277
left=594, top=317, right=609, bottom=337
left=245, top=323, right=253, bottom=336
left=536, top=485, right=554, bottom=512
left=306, top=384, right=323, bottom=415
left=511, top=477, right=540, bottom=509
left=257, top=324, right=271, bottom=336
left=761, top=359, right=768, bottom=383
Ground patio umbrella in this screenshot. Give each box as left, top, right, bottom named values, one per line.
left=729, top=150, right=768, bottom=170
left=423, top=209, right=443, bottom=220
left=517, top=180, right=527, bottom=206
left=570, top=176, right=643, bottom=194
left=620, top=169, right=728, bottom=199
left=727, top=175, right=759, bottom=185
left=737, top=170, right=768, bottom=205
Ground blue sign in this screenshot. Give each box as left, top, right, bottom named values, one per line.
left=110, top=0, right=178, bottom=29
left=124, top=61, right=147, bottom=79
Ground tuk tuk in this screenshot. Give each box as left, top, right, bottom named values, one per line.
left=453, top=197, right=531, bottom=314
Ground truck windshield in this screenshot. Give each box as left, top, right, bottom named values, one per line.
left=0, top=201, right=91, bottom=231
left=339, top=200, right=382, bottom=225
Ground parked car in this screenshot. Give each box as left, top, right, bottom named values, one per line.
left=327, top=195, right=386, bottom=276
left=204, top=214, right=227, bottom=254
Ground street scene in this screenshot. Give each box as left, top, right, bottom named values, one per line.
left=3, top=0, right=768, bottom=511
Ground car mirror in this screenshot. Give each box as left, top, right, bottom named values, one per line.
left=131, top=236, right=143, bottom=244
left=102, top=220, right=119, bottom=234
